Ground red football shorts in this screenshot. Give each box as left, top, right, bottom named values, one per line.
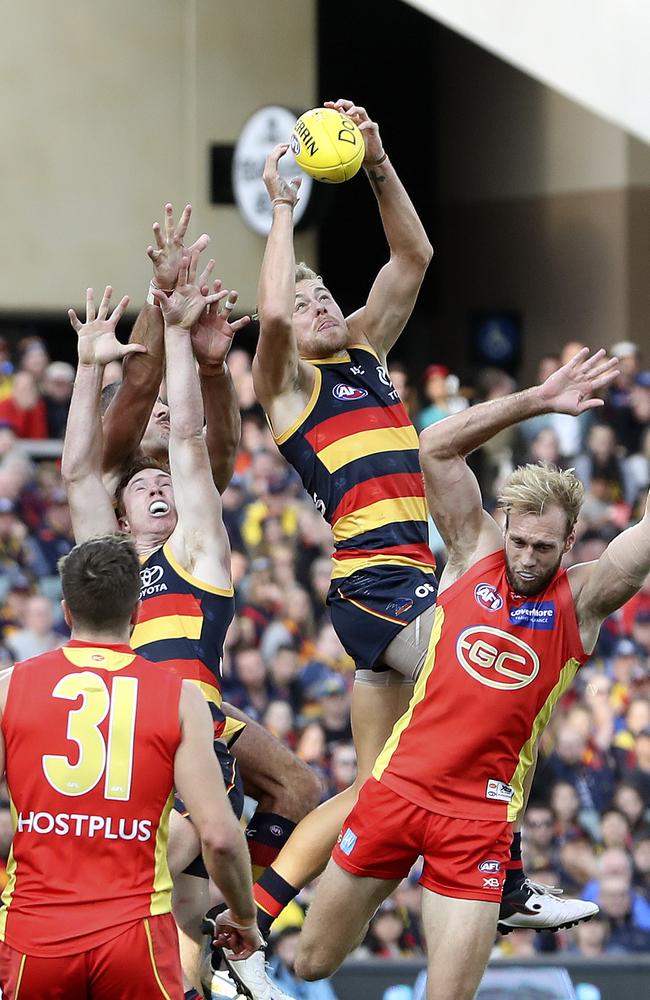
left=332, top=778, right=512, bottom=902
left=0, top=913, right=183, bottom=999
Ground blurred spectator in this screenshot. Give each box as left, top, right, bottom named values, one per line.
left=569, top=913, right=619, bottom=957
left=268, top=926, right=339, bottom=1000
left=364, top=899, right=416, bottom=959
left=624, top=425, right=650, bottom=506
left=600, top=808, right=632, bottom=851
left=522, top=804, right=558, bottom=871
left=0, top=337, right=13, bottom=402
left=31, top=491, right=74, bottom=576
left=0, top=371, right=47, bottom=439
left=612, top=781, right=648, bottom=836
left=325, top=743, right=357, bottom=798
left=415, top=364, right=467, bottom=431
left=6, top=594, right=62, bottom=660
left=545, top=722, right=616, bottom=813
left=17, top=336, right=50, bottom=387
left=624, top=727, right=650, bottom=803
left=387, top=361, right=416, bottom=417
left=574, top=424, right=627, bottom=504
left=42, top=361, right=74, bottom=438
left=315, top=675, right=352, bottom=750
left=225, top=646, right=271, bottom=720
left=597, top=876, right=650, bottom=951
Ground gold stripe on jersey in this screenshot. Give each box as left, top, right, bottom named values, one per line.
left=131, top=614, right=203, bottom=648
left=331, top=553, right=438, bottom=581
left=150, top=791, right=174, bottom=916
left=373, top=605, right=446, bottom=780
left=62, top=647, right=136, bottom=672
left=318, top=425, right=419, bottom=474
left=332, top=495, right=429, bottom=543
left=143, top=918, right=173, bottom=1000
left=506, top=656, right=581, bottom=823
left=0, top=797, right=19, bottom=940
left=274, top=367, right=323, bottom=445
left=162, top=543, right=234, bottom=598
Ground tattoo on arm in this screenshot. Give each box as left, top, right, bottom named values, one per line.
left=367, top=168, right=387, bottom=197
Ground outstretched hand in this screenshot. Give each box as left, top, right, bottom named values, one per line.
left=262, top=144, right=301, bottom=208
left=537, top=348, right=620, bottom=414
left=192, top=278, right=251, bottom=373
left=152, top=252, right=225, bottom=330
left=146, top=203, right=210, bottom=292
left=324, top=98, right=384, bottom=164
left=69, top=287, right=144, bottom=366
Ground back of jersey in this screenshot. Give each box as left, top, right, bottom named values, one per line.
left=0, top=640, right=182, bottom=958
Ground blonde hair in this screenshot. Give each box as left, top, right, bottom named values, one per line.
left=498, top=462, right=584, bottom=535
left=295, top=261, right=321, bottom=284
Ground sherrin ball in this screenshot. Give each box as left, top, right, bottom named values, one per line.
left=290, top=107, right=365, bottom=183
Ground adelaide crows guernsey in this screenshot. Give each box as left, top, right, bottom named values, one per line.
left=131, top=542, right=241, bottom=743
left=373, top=550, right=589, bottom=822
left=0, top=641, right=181, bottom=956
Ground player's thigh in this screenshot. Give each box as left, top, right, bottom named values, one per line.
left=0, top=943, right=86, bottom=1000
left=226, top=705, right=320, bottom=816
left=295, top=859, right=399, bottom=981
left=89, top=915, right=183, bottom=1000
left=420, top=889, right=498, bottom=1000
left=351, top=677, right=413, bottom=780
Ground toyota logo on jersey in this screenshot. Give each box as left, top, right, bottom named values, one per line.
left=140, top=565, right=164, bottom=588
left=332, top=383, right=368, bottom=401
left=474, top=583, right=503, bottom=612
left=456, top=625, right=540, bottom=690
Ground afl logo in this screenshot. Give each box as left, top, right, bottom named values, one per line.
left=474, top=583, right=503, bottom=612
left=332, top=383, right=368, bottom=401
left=140, top=565, right=164, bottom=588
left=456, top=626, right=539, bottom=691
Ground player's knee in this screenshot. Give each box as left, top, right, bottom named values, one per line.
left=294, top=940, right=336, bottom=982
left=272, top=760, right=323, bottom=820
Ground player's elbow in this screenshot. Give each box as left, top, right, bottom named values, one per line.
left=200, top=822, right=242, bottom=862
left=419, top=423, right=451, bottom=461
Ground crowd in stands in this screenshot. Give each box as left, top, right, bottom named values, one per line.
left=0, top=328, right=649, bottom=974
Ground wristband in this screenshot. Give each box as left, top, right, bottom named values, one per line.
left=147, top=280, right=173, bottom=306
left=365, top=151, right=388, bottom=166
left=271, top=197, right=294, bottom=209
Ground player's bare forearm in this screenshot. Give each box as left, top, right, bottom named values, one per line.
left=365, top=157, right=432, bottom=265
left=165, top=325, right=205, bottom=440
left=203, top=826, right=256, bottom=925
left=63, top=365, right=106, bottom=484
left=102, top=304, right=164, bottom=474
left=421, top=387, right=544, bottom=462
left=201, top=366, right=241, bottom=494
left=255, top=205, right=299, bottom=396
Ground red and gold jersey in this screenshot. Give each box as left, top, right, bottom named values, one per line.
left=373, top=551, right=589, bottom=822
left=0, top=641, right=182, bottom=957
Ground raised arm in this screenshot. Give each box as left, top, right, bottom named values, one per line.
left=154, top=255, right=231, bottom=588
left=192, top=282, right=250, bottom=493
left=102, top=204, right=209, bottom=483
left=174, top=682, right=260, bottom=959
left=325, top=99, right=433, bottom=360
left=252, top=145, right=307, bottom=410
left=422, top=349, right=619, bottom=583
left=63, top=287, right=144, bottom=543
left=572, top=491, right=650, bottom=650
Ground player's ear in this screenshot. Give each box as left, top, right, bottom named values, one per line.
left=61, top=600, right=73, bottom=630
left=563, top=527, right=577, bottom=555
left=118, top=516, right=130, bottom=533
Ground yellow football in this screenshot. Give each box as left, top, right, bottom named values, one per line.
left=290, top=107, right=365, bottom=184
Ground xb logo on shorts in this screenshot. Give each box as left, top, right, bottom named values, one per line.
left=456, top=626, right=539, bottom=690
left=332, top=383, right=368, bottom=401
left=140, top=565, right=164, bottom=588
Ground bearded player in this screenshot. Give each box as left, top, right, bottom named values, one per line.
left=290, top=349, right=650, bottom=1000
left=0, top=534, right=260, bottom=1000
left=228, top=101, right=596, bottom=991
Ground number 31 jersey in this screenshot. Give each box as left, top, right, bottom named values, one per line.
left=0, top=640, right=182, bottom=957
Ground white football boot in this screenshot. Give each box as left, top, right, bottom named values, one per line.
left=498, top=878, right=600, bottom=934
left=221, top=948, right=297, bottom=1000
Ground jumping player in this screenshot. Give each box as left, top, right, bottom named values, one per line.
left=229, top=100, right=595, bottom=992
left=0, top=534, right=260, bottom=1000
left=289, top=349, right=650, bottom=1000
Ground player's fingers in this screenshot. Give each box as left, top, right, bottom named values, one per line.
left=578, top=348, right=607, bottom=372
left=146, top=245, right=160, bottom=263
left=333, top=98, right=352, bottom=110
left=290, top=176, right=302, bottom=193
left=187, top=248, right=200, bottom=285
left=86, top=288, right=96, bottom=322
left=590, top=369, right=621, bottom=392
left=212, top=279, right=223, bottom=294
left=566, top=346, right=590, bottom=368
left=97, top=285, right=113, bottom=321
left=198, top=258, right=216, bottom=288
left=187, top=233, right=210, bottom=255
left=264, top=143, right=289, bottom=174
left=163, top=202, right=175, bottom=238
left=177, top=254, right=189, bottom=287
left=578, top=398, right=605, bottom=412
left=585, top=357, right=619, bottom=381
left=121, top=343, right=147, bottom=356
left=174, top=204, right=192, bottom=241
left=206, top=289, right=229, bottom=307
left=230, top=315, right=251, bottom=333
left=109, top=294, right=130, bottom=325
left=68, top=309, right=82, bottom=333
left=221, top=290, right=238, bottom=316
left=151, top=222, right=165, bottom=251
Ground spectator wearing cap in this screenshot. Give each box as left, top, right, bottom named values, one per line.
left=0, top=371, right=47, bottom=439
left=42, top=361, right=74, bottom=438
left=268, top=926, right=339, bottom=999
left=5, top=594, right=63, bottom=661
left=416, top=364, right=467, bottom=432
left=315, top=674, right=352, bottom=750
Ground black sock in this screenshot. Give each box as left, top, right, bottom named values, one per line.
left=504, top=832, right=524, bottom=891
left=246, top=811, right=296, bottom=882
left=254, top=866, right=300, bottom=938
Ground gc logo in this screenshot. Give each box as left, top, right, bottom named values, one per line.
left=456, top=626, right=539, bottom=691
left=140, top=565, right=164, bottom=589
